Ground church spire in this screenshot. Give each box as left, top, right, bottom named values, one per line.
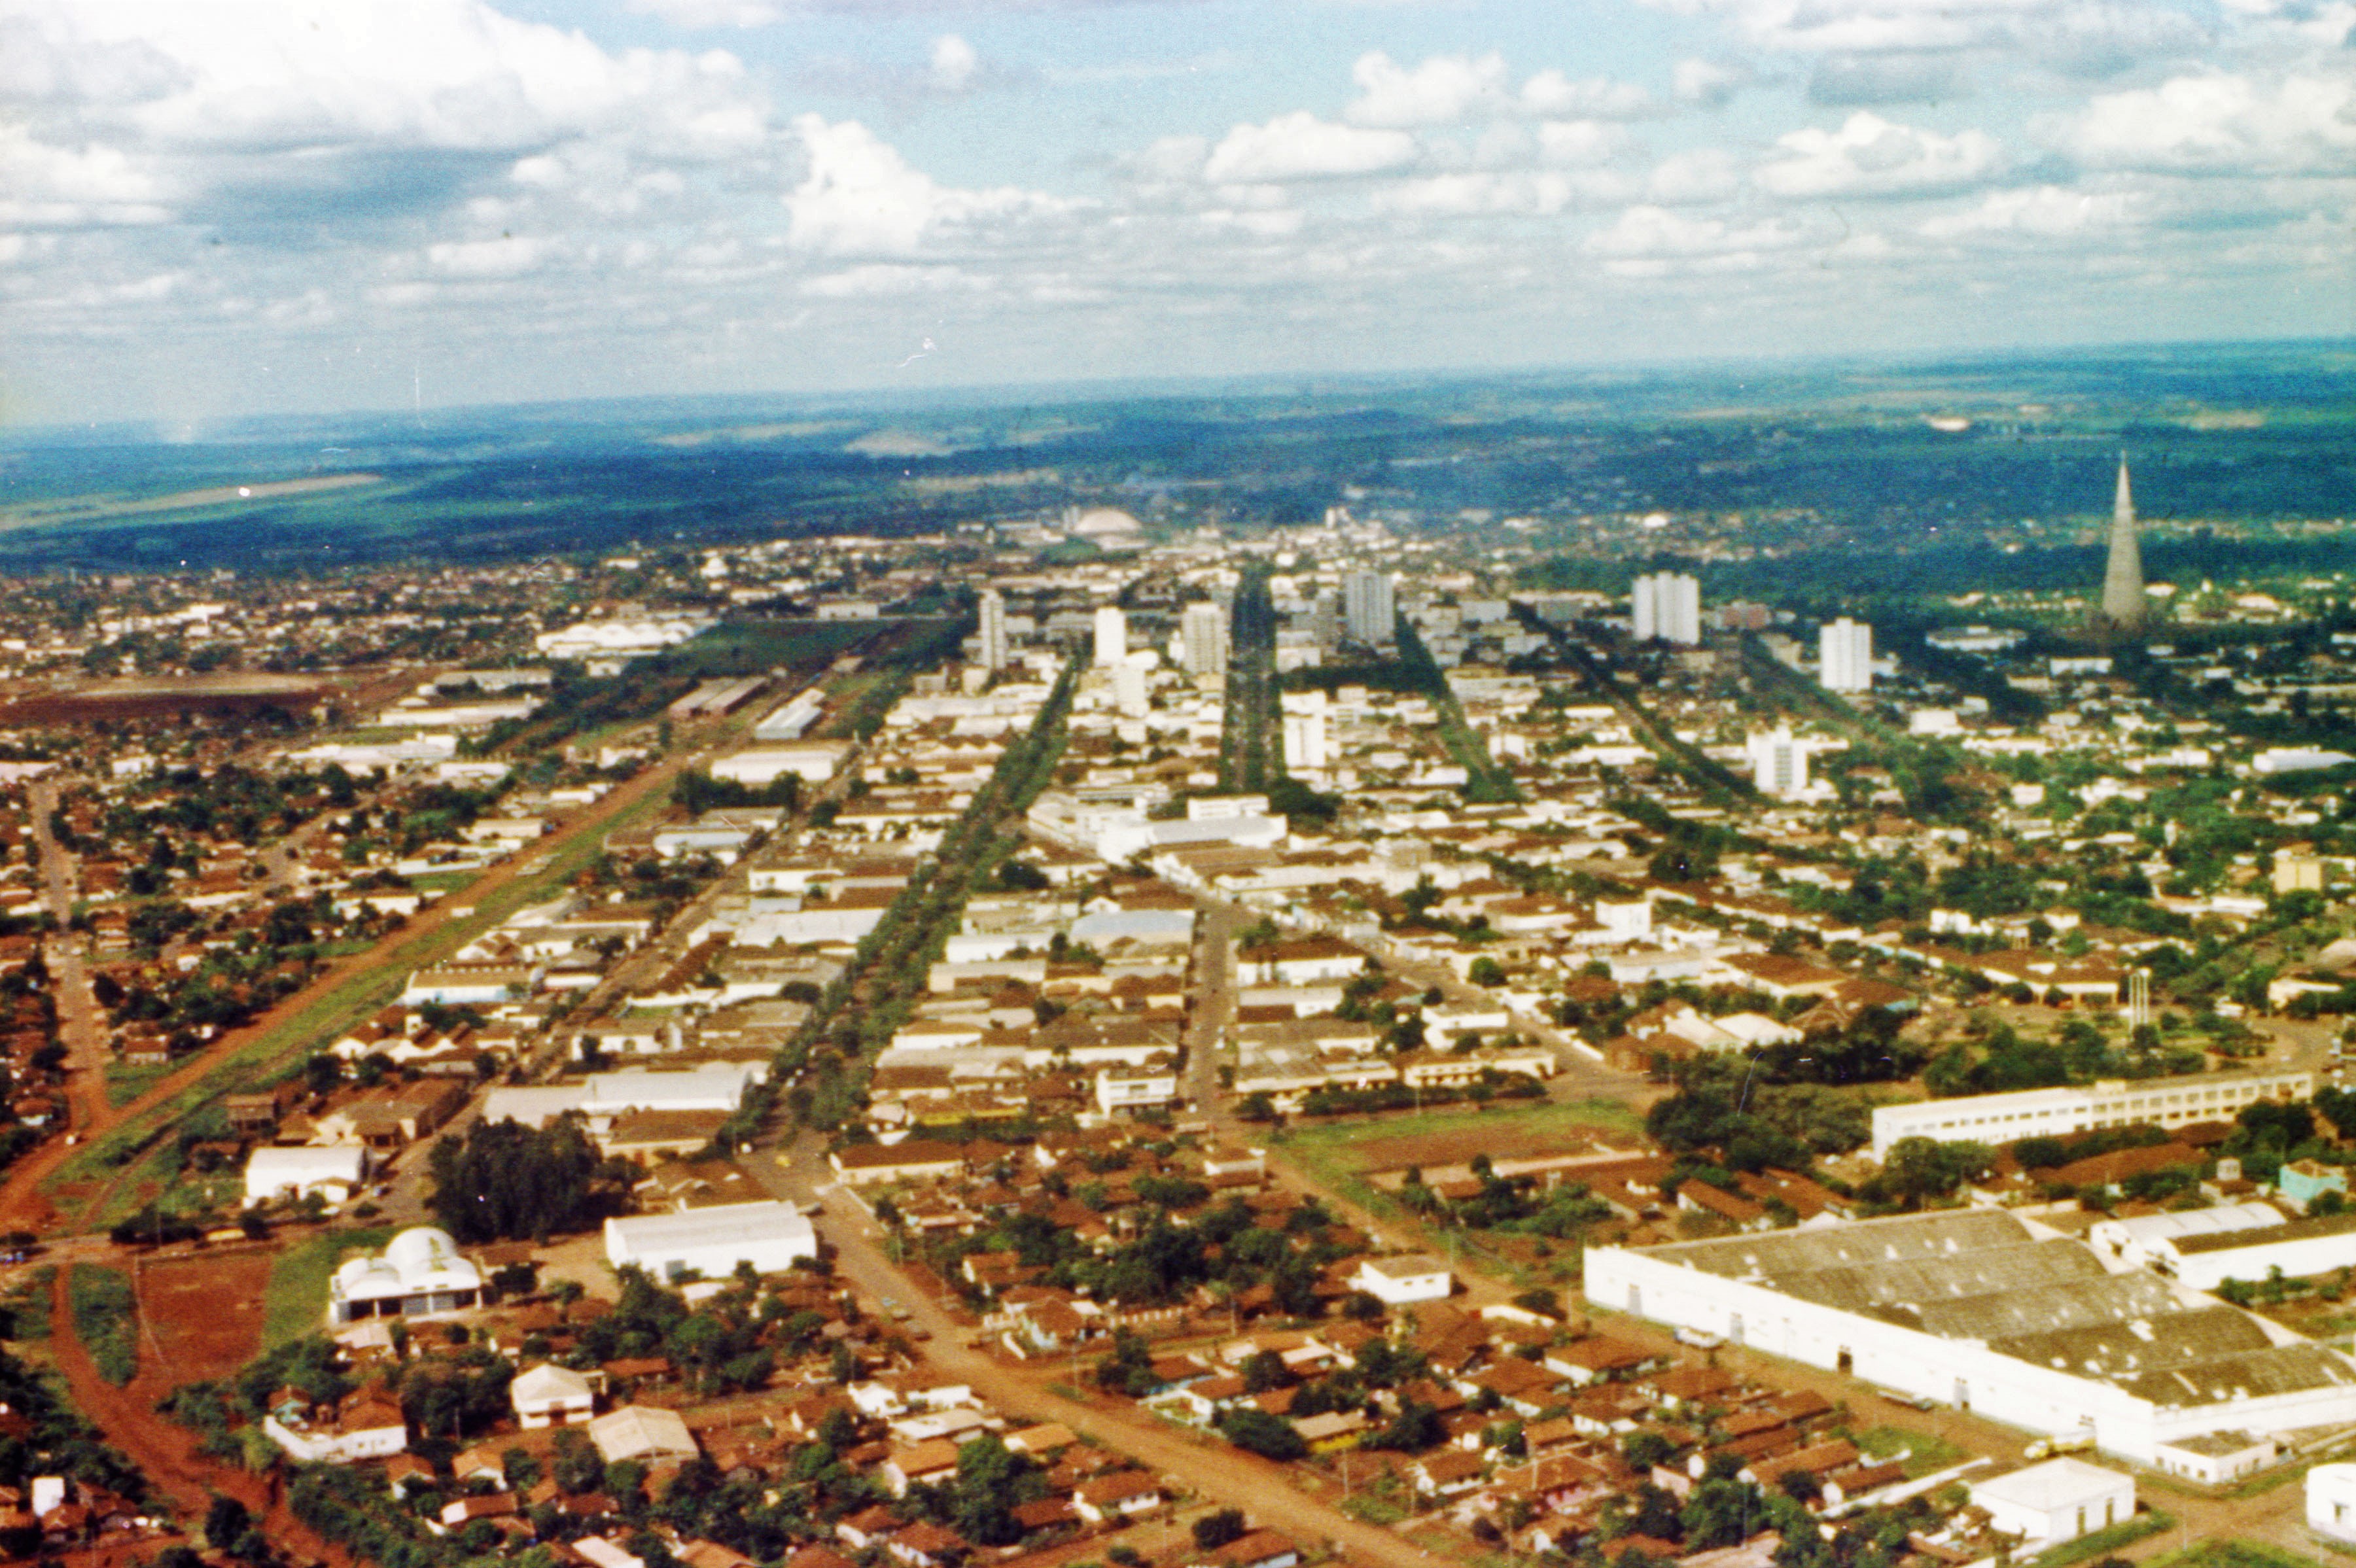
left=2100, top=453, right=2146, bottom=632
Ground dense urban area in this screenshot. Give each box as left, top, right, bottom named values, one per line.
left=8, top=389, right=2356, bottom=1568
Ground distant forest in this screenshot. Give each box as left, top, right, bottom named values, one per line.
left=3, top=341, right=2351, bottom=573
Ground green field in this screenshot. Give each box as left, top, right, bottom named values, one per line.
left=1277, top=1098, right=1644, bottom=1179
left=67, top=1263, right=137, bottom=1385
left=102, top=1058, right=177, bottom=1109
left=262, top=1227, right=393, bottom=1350
left=1853, top=1424, right=1965, bottom=1478
left=1271, top=1098, right=1647, bottom=1287
left=666, top=619, right=886, bottom=678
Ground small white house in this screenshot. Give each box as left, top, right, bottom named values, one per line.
left=589, top=1404, right=698, bottom=1465
left=2151, top=1430, right=2276, bottom=1486
left=1969, top=1459, right=2134, bottom=1546
left=245, top=1145, right=368, bottom=1209
left=1351, top=1254, right=1454, bottom=1306
left=2310, top=1461, right=2356, bottom=1542
left=511, top=1363, right=598, bottom=1429
left=1095, top=1066, right=1179, bottom=1116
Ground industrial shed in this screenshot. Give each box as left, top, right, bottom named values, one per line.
left=1584, top=1209, right=2356, bottom=1464
left=603, top=1199, right=817, bottom=1282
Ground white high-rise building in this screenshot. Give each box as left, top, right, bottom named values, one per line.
left=1748, top=727, right=1809, bottom=799
left=977, top=589, right=1008, bottom=671
left=1343, top=570, right=1395, bottom=646
left=1112, top=661, right=1148, bottom=718
left=1282, top=710, right=1328, bottom=773
left=1630, top=573, right=1702, bottom=646
left=1180, top=602, right=1228, bottom=679
left=1821, top=617, right=1873, bottom=693
left=1093, top=606, right=1127, bottom=667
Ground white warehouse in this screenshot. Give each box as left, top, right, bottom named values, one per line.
left=1584, top=1209, right=2356, bottom=1465
left=605, top=1200, right=818, bottom=1283
left=710, top=742, right=851, bottom=787
left=1869, top=1070, right=2312, bottom=1159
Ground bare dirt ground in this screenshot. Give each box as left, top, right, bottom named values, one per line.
left=47, top=1271, right=349, bottom=1568
left=134, top=1246, right=274, bottom=1385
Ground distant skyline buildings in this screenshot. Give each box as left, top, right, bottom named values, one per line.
left=1632, top=573, right=1701, bottom=646
left=977, top=588, right=1008, bottom=671
left=1821, top=618, right=1873, bottom=693
left=1180, top=601, right=1228, bottom=679
left=2101, top=457, right=2148, bottom=633
left=1093, top=605, right=1127, bottom=668
left=1343, top=570, right=1395, bottom=647
left=1749, top=727, right=1810, bottom=799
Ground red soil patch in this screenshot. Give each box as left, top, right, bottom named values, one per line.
left=134, top=1246, right=275, bottom=1385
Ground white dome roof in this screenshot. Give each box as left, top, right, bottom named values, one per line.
left=1072, top=507, right=1143, bottom=537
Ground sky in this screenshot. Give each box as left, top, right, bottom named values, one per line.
left=3, top=0, right=2352, bottom=428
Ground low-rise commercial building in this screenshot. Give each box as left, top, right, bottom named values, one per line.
left=1869, top=1070, right=2312, bottom=1159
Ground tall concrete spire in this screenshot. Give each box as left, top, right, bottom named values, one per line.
left=2100, top=453, right=2145, bottom=631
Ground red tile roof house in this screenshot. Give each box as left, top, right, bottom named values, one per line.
left=1412, top=1450, right=1486, bottom=1498
left=1198, top=1533, right=1302, bottom=1568
left=1074, top=1471, right=1165, bottom=1523
left=886, top=1524, right=968, bottom=1568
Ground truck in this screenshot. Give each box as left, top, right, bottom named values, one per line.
left=2024, top=1429, right=2096, bottom=1460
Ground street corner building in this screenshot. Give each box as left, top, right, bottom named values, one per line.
left=1583, top=1208, right=2356, bottom=1465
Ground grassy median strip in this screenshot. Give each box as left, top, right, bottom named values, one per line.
left=67, top=1263, right=136, bottom=1385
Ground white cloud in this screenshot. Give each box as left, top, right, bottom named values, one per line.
left=1644, top=0, right=2043, bottom=56
left=1586, top=203, right=1806, bottom=273
left=626, top=0, right=784, bottom=24
left=2062, top=70, right=2356, bottom=175
left=1379, top=172, right=1567, bottom=217
left=0, top=124, right=173, bottom=228
left=1672, top=58, right=1754, bottom=107
left=928, top=35, right=978, bottom=92
left=1919, top=183, right=2139, bottom=237
left=1203, top=111, right=1418, bottom=183
left=798, top=262, right=986, bottom=296
left=1520, top=69, right=1655, bottom=120
left=1645, top=148, right=1743, bottom=204
left=1757, top=111, right=2005, bottom=197
left=0, top=0, right=777, bottom=245
left=785, top=114, right=1063, bottom=254
left=1537, top=120, right=1633, bottom=166
left=425, top=235, right=550, bottom=277
left=1345, top=51, right=1511, bottom=128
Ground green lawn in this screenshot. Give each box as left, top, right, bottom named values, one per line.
left=52, top=778, right=672, bottom=1231
left=1276, top=1097, right=1645, bottom=1189
left=2029, top=1512, right=2173, bottom=1568
left=102, top=1058, right=177, bottom=1109
left=2139, top=1544, right=2327, bottom=1568
left=262, top=1227, right=393, bottom=1350
left=1853, top=1424, right=1967, bottom=1478
left=66, top=1263, right=137, bottom=1385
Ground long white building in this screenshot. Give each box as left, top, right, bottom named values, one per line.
left=1869, top=1069, right=2312, bottom=1159
left=1585, top=1209, right=2356, bottom=1465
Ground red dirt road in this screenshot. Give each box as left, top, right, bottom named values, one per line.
left=46, top=1271, right=347, bottom=1568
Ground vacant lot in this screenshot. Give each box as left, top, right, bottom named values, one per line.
left=1292, top=1098, right=1647, bottom=1178
left=137, top=1246, right=277, bottom=1382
